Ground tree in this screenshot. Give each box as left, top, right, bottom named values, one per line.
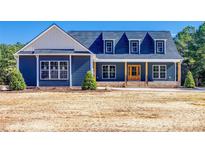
left=175, top=22, right=205, bottom=86
left=0, top=43, right=24, bottom=85
left=8, top=68, right=26, bottom=90
left=81, top=71, right=97, bottom=90
left=184, top=71, right=195, bottom=88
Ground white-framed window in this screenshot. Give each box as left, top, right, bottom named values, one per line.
left=40, top=61, right=68, bottom=80
left=152, top=65, right=167, bottom=79
left=102, top=65, right=116, bottom=79
left=130, top=40, right=139, bottom=54
left=41, top=61, right=49, bottom=79
left=156, top=40, right=165, bottom=54
left=105, top=40, right=113, bottom=53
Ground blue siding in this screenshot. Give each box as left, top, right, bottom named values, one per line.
left=72, top=56, right=91, bottom=86
left=19, top=56, right=37, bottom=86
left=96, top=62, right=125, bottom=81
left=128, top=62, right=145, bottom=81
left=89, top=33, right=104, bottom=54
left=115, top=33, right=129, bottom=54
left=39, top=56, right=70, bottom=86
left=148, top=62, right=176, bottom=81
left=140, top=33, right=155, bottom=54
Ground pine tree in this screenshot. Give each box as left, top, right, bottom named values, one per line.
left=184, top=71, right=196, bottom=88
left=81, top=71, right=97, bottom=90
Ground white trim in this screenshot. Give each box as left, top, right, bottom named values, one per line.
left=95, top=58, right=182, bottom=63
left=15, top=24, right=93, bottom=55
left=16, top=53, right=91, bottom=56
left=102, top=65, right=116, bottom=79
left=36, top=55, right=39, bottom=87
left=175, top=62, right=177, bottom=81
left=69, top=55, right=72, bottom=87
left=40, top=60, right=69, bottom=80
left=90, top=55, right=93, bottom=75
left=152, top=65, right=167, bottom=80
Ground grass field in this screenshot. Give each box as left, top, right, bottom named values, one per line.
left=0, top=89, right=205, bottom=131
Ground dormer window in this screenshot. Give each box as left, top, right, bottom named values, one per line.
left=156, top=40, right=165, bottom=54
left=104, top=40, right=114, bottom=54
left=130, top=40, right=140, bottom=54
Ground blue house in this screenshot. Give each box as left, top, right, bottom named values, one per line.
left=14, top=24, right=183, bottom=88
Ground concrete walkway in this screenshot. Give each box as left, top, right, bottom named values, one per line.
left=98, top=87, right=205, bottom=92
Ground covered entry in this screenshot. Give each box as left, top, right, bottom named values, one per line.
left=128, top=65, right=141, bottom=81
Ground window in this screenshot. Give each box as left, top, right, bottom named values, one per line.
left=102, top=65, right=116, bottom=79
left=41, top=62, right=49, bottom=79
left=40, top=61, right=68, bottom=80
left=105, top=40, right=113, bottom=53
left=50, top=62, right=58, bottom=79
left=152, top=65, right=167, bottom=79
left=60, top=62, right=68, bottom=79
left=156, top=40, right=165, bottom=54
left=130, top=40, right=139, bottom=54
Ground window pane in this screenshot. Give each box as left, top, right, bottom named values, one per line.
left=103, top=66, right=109, bottom=78
left=160, top=72, right=165, bottom=78
left=60, top=71, right=68, bottom=79
left=153, top=66, right=159, bottom=72
left=110, top=66, right=116, bottom=79
left=60, top=62, right=67, bottom=70
left=50, top=62, right=58, bottom=70
left=160, top=66, right=166, bottom=79
left=154, top=72, right=159, bottom=78
left=50, top=62, right=58, bottom=79
left=41, top=62, right=49, bottom=70
left=157, top=41, right=164, bottom=53
left=132, top=67, right=136, bottom=76
left=41, top=70, right=49, bottom=79
left=51, top=70, right=58, bottom=79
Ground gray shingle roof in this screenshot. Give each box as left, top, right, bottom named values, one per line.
left=68, top=31, right=182, bottom=59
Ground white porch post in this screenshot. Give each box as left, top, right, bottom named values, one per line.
left=36, top=55, right=39, bottom=87
left=175, top=62, right=177, bottom=81
left=69, top=55, right=72, bottom=87
left=90, top=55, right=93, bottom=75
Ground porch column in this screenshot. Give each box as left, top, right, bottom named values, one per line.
left=36, top=55, right=39, bottom=87
left=124, top=62, right=127, bottom=86
left=69, top=55, right=72, bottom=87
left=175, top=62, right=177, bottom=81
left=90, top=55, right=93, bottom=75
left=178, top=62, right=181, bottom=84
left=145, top=62, right=148, bottom=85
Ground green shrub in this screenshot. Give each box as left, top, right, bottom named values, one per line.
left=184, top=71, right=196, bottom=88
left=81, top=71, right=97, bottom=90
left=9, top=68, right=26, bottom=90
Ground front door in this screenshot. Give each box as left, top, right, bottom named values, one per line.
left=128, top=65, right=141, bottom=81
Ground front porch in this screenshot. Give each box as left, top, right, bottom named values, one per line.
left=93, top=61, right=181, bottom=88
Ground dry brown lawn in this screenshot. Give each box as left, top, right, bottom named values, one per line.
left=0, top=89, right=205, bottom=131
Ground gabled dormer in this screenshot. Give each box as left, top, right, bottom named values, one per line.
left=154, top=39, right=167, bottom=54
left=129, top=39, right=140, bottom=54
left=104, top=39, right=115, bottom=54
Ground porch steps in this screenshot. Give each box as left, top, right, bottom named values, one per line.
left=126, top=81, right=147, bottom=88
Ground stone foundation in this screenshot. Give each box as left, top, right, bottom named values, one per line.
left=97, top=81, right=180, bottom=88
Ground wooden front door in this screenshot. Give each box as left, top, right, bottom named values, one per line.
left=128, top=65, right=141, bottom=81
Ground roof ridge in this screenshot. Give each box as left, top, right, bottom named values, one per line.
left=67, top=30, right=170, bottom=32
